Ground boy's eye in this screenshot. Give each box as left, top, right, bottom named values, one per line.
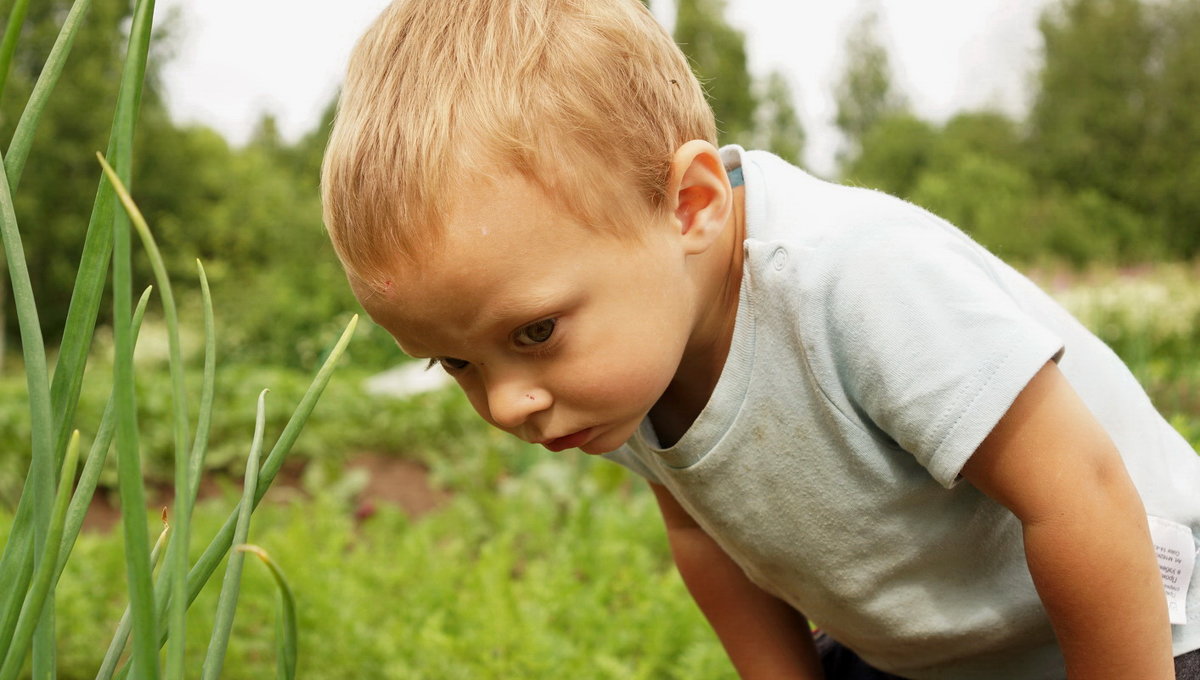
left=514, top=318, right=556, bottom=346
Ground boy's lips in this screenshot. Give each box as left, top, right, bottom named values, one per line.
left=541, top=428, right=593, bottom=452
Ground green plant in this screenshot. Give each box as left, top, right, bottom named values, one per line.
left=21, top=455, right=735, bottom=679
left=0, top=1, right=352, bottom=678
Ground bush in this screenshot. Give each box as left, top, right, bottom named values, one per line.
left=11, top=456, right=735, bottom=680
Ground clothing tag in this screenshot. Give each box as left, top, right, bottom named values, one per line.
left=1148, top=515, right=1196, bottom=625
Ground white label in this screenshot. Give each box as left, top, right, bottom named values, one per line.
left=1148, top=515, right=1195, bottom=625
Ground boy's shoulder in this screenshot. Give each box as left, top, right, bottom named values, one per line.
left=738, top=147, right=981, bottom=286
left=738, top=147, right=1067, bottom=487
left=739, top=147, right=944, bottom=253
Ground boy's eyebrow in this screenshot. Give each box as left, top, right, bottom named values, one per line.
left=476, top=289, right=568, bottom=328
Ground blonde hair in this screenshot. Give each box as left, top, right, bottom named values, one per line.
left=321, top=0, right=715, bottom=291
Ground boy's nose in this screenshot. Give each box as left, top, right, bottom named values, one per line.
left=485, top=379, right=552, bottom=431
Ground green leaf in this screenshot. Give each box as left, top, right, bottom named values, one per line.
left=55, top=288, right=153, bottom=582
left=183, top=316, right=357, bottom=610
left=96, top=508, right=172, bottom=680
left=235, top=545, right=298, bottom=680
left=5, top=0, right=96, bottom=190
left=0, top=431, right=83, bottom=680
left=0, top=541, right=32, bottom=668
left=118, top=316, right=356, bottom=672
left=0, top=106, right=54, bottom=680
left=201, top=390, right=270, bottom=680
left=0, top=0, right=30, bottom=101
left=97, top=150, right=192, bottom=680
left=107, top=0, right=162, bottom=676
left=188, top=261, right=218, bottom=505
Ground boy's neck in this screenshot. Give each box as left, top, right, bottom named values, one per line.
left=650, top=185, right=747, bottom=447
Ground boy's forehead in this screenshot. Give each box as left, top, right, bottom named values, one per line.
left=353, top=202, right=583, bottom=351
left=352, top=167, right=657, bottom=352
left=360, top=265, right=569, bottom=359
left=358, top=280, right=475, bottom=357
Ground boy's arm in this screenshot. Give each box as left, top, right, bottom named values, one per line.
left=961, top=361, right=1175, bottom=680
left=650, top=482, right=824, bottom=680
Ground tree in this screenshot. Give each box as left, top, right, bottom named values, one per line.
left=1028, top=0, right=1151, bottom=205
left=0, top=0, right=364, bottom=368
left=841, top=112, right=936, bottom=196
left=673, top=0, right=758, bottom=145
left=1142, top=0, right=1200, bottom=254
left=937, top=112, right=1025, bottom=171
left=753, top=71, right=805, bottom=166
left=1029, top=0, right=1200, bottom=257
left=833, top=7, right=907, bottom=167
left=0, top=0, right=174, bottom=345
left=672, top=0, right=805, bottom=163
left=283, top=95, right=337, bottom=187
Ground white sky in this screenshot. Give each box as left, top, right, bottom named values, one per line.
left=152, top=0, right=1051, bottom=176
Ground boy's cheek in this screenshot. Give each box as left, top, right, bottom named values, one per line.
left=461, top=386, right=499, bottom=428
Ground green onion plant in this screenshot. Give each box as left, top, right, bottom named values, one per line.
left=0, top=1, right=353, bottom=678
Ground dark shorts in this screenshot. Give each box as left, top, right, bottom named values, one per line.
left=816, top=634, right=1200, bottom=680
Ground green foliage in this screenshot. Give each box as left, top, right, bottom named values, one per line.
left=842, top=113, right=937, bottom=197
left=0, top=0, right=358, bottom=674
left=1029, top=0, right=1151, bottom=202
left=752, top=71, right=804, bottom=166
left=1024, top=187, right=1153, bottom=266
left=673, top=0, right=757, bottom=144
left=845, top=106, right=1164, bottom=266
left=672, top=0, right=805, bottom=164
left=236, top=544, right=298, bottom=680
left=1141, top=0, right=1200, bottom=254
left=23, top=453, right=734, bottom=680
left=834, top=8, right=907, bottom=163
left=0, top=0, right=162, bottom=341
left=130, top=108, right=377, bottom=370
left=1039, top=262, right=1200, bottom=449
left=908, top=152, right=1039, bottom=260
left=1050, top=263, right=1200, bottom=365
left=839, top=0, right=1200, bottom=266
left=0, top=0, right=362, bottom=370
left=0, top=357, right=537, bottom=504
left=936, top=112, right=1026, bottom=170
left=1029, top=0, right=1200, bottom=257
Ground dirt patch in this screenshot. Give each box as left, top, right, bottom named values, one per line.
left=82, top=492, right=126, bottom=534
left=345, top=452, right=451, bottom=521
left=81, top=453, right=448, bottom=533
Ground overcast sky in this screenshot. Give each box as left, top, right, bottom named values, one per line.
left=152, top=0, right=1052, bottom=176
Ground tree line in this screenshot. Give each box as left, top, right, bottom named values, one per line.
left=2, top=0, right=1197, bottom=365
left=841, top=0, right=1200, bottom=266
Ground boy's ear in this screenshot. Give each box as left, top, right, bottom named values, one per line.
left=668, top=140, right=733, bottom=255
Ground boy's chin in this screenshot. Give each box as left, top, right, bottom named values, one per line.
left=577, top=423, right=639, bottom=455
left=577, top=439, right=618, bottom=456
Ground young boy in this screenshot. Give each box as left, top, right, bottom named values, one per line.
left=320, top=0, right=1200, bottom=677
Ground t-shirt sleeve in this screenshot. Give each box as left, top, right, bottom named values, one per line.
left=812, top=219, right=1064, bottom=488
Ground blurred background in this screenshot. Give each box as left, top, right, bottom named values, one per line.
left=1, top=0, right=1198, bottom=676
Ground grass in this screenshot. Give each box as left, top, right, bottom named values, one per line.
left=0, top=452, right=734, bottom=680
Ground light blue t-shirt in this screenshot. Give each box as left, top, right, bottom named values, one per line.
left=605, top=147, right=1200, bottom=679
